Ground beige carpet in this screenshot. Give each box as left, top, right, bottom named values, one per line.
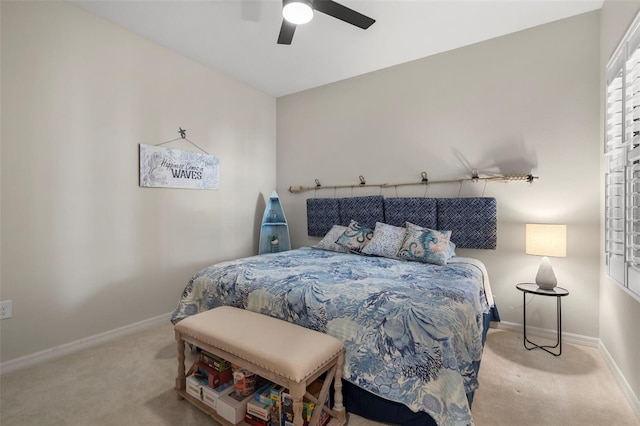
left=473, top=329, right=638, bottom=426
left=0, top=323, right=637, bottom=426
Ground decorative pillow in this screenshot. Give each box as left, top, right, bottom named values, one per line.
left=335, top=220, right=374, bottom=253
left=313, top=225, right=350, bottom=253
left=447, top=241, right=456, bottom=259
left=361, top=222, right=406, bottom=259
left=397, top=222, right=452, bottom=266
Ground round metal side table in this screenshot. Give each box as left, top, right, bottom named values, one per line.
left=516, top=283, right=569, bottom=356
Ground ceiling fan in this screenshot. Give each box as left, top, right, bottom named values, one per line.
left=277, top=0, right=375, bottom=45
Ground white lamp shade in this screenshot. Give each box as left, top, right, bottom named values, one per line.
left=283, top=0, right=314, bottom=25
left=526, top=224, right=567, bottom=258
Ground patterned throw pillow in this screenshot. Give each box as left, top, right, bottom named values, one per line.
left=447, top=241, right=457, bottom=259
left=335, top=220, right=374, bottom=253
left=397, top=222, right=452, bottom=266
left=313, top=225, right=350, bottom=253
left=361, top=222, right=406, bottom=259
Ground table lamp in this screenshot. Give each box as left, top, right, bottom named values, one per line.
left=525, top=224, right=567, bottom=290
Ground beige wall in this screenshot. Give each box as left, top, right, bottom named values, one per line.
left=0, top=1, right=276, bottom=362
left=277, top=12, right=601, bottom=338
left=599, top=0, right=640, bottom=406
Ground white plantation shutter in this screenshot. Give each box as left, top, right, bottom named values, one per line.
left=626, top=44, right=640, bottom=295
left=606, top=11, right=640, bottom=299
left=606, top=55, right=625, bottom=284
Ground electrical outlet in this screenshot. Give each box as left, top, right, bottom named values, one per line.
left=0, top=300, right=12, bottom=319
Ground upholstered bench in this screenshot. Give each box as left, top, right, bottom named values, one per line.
left=174, top=306, right=346, bottom=426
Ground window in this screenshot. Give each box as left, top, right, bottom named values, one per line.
left=605, top=11, right=640, bottom=299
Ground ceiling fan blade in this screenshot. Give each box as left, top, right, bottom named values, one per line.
left=277, top=19, right=296, bottom=44
left=313, top=0, right=375, bottom=29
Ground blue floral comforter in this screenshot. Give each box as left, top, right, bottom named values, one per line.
left=171, top=247, right=491, bottom=426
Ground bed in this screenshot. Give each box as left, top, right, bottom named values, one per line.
left=171, top=196, right=500, bottom=426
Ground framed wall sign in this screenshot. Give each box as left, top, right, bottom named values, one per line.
left=139, top=144, right=220, bottom=190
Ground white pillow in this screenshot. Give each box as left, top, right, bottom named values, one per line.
left=313, top=225, right=350, bottom=253
left=361, top=222, right=406, bottom=259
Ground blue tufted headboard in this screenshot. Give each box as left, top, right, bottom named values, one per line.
left=306, top=196, right=497, bottom=249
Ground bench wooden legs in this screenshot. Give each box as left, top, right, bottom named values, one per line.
left=290, top=383, right=306, bottom=426
left=175, top=331, right=186, bottom=400
left=334, top=352, right=345, bottom=418
left=304, top=352, right=346, bottom=425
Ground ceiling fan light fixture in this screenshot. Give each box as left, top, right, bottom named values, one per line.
left=283, top=0, right=313, bottom=25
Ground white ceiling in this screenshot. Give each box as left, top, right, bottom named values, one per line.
left=70, top=0, right=603, bottom=97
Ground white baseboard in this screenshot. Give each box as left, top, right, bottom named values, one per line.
left=0, top=312, right=172, bottom=375
left=493, top=320, right=600, bottom=347
left=598, top=340, right=640, bottom=421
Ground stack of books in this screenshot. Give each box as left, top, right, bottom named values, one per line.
left=192, top=349, right=233, bottom=389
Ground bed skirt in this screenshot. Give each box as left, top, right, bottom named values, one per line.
left=342, top=306, right=500, bottom=425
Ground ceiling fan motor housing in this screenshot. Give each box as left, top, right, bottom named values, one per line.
left=282, top=0, right=314, bottom=25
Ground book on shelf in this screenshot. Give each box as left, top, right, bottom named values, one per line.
left=245, top=413, right=270, bottom=426
left=269, top=385, right=285, bottom=426
left=198, top=349, right=231, bottom=372
left=247, top=399, right=271, bottom=421
left=254, top=381, right=275, bottom=405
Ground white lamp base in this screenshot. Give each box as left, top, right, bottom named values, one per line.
left=535, top=256, right=557, bottom=290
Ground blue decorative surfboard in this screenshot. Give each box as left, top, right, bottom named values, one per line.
left=259, top=191, right=291, bottom=255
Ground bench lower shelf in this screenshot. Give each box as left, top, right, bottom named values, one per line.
left=176, top=388, right=346, bottom=426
